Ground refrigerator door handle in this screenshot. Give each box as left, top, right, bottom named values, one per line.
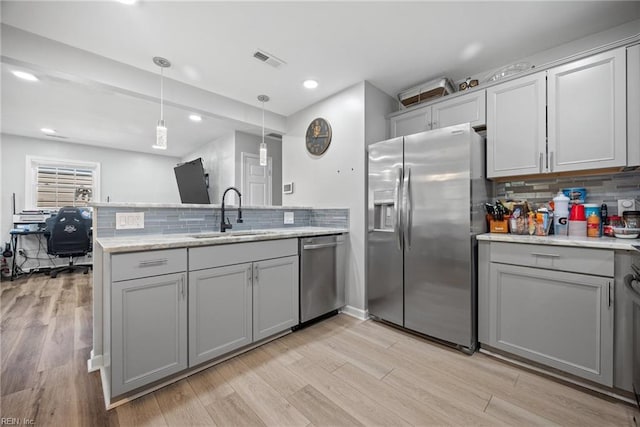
left=403, top=167, right=412, bottom=249
left=394, top=167, right=403, bottom=251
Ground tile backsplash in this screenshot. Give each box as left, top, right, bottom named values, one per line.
left=95, top=206, right=349, bottom=238
left=495, top=171, right=640, bottom=214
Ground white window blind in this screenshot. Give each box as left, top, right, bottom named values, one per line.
left=25, top=156, right=100, bottom=210
left=36, top=166, right=94, bottom=208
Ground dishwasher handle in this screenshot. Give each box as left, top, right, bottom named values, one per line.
left=303, top=241, right=343, bottom=250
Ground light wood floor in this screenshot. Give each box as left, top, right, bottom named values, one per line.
left=1, top=272, right=638, bottom=426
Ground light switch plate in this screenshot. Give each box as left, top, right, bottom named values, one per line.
left=116, top=212, right=145, bottom=230
left=283, top=211, right=294, bottom=224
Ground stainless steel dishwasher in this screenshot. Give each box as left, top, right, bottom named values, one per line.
left=299, top=234, right=346, bottom=324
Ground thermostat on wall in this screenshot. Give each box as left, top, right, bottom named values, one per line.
left=283, top=182, right=294, bottom=194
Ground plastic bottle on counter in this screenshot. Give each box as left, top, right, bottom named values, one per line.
left=587, top=212, right=601, bottom=237
left=553, top=191, right=570, bottom=236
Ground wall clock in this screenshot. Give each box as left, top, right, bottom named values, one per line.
left=305, top=117, right=332, bottom=156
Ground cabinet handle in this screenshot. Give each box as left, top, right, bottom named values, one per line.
left=608, top=282, right=612, bottom=307
left=254, top=264, right=259, bottom=283
left=530, top=252, right=560, bottom=258
left=549, top=151, right=554, bottom=172
left=247, top=267, right=252, bottom=282
left=539, top=153, right=543, bottom=173
left=138, top=259, right=168, bottom=267
left=180, top=276, right=185, bottom=300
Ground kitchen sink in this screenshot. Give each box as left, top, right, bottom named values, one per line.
left=189, top=230, right=270, bottom=239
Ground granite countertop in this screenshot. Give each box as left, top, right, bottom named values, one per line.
left=477, top=233, right=640, bottom=251
left=90, top=202, right=346, bottom=210
left=96, top=227, right=349, bottom=253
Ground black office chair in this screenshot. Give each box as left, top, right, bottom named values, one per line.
left=45, top=206, right=92, bottom=278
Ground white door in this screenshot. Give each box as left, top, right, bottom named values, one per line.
left=241, top=153, right=272, bottom=206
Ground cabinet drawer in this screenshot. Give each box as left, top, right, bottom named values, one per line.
left=189, top=238, right=298, bottom=271
left=489, top=242, right=613, bottom=277
left=112, top=248, right=187, bottom=282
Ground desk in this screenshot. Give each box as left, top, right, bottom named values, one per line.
left=9, top=229, right=46, bottom=280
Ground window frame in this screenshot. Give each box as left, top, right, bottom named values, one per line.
left=25, top=155, right=101, bottom=210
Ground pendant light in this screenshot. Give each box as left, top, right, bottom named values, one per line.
left=152, top=56, right=171, bottom=150
left=257, top=95, right=270, bottom=166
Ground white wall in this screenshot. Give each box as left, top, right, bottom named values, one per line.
left=283, top=81, right=395, bottom=314
left=234, top=131, right=282, bottom=206
left=1, top=133, right=181, bottom=270
left=181, top=131, right=235, bottom=204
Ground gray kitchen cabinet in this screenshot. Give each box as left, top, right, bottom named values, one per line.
left=253, top=255, right=299, bottom=341
left=487, top=47, right=627, bottom=178
left=390, top=91, right=486, bottom=137
left=548, top=47, right=626, bottom=172
left=188, top=263, right=253, bottom=366
left=479, top=241, right=614, bottom=386
left=187, top=239, right=299, bottom=366
left=486, top=71, right=547, bottom=178
left=626, top=43, right=640, bottom=168
left=111, top=272, right=188, bottom=396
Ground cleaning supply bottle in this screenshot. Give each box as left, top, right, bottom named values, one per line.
left=553, top=191, right=570, bottom=236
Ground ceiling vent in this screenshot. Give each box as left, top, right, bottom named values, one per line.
left=266, top=133, right=282, bottom=140
left=253, top=49, right=286, bottom=69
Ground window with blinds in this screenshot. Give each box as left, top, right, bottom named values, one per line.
left=35, top=166, right=95, bottom=208
left=25, top=156, right=100, bottom=210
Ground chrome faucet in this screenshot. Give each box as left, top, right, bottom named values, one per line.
left=220, top=187, right=243, bottom=232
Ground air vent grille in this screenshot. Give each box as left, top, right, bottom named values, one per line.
left=267, top=133, right=282, bottom=139
left=253, top=49, right=286, bottom=69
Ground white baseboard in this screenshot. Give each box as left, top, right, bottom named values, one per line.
left=340, top=305, right=369, bottom=320
left=87, top=350, right=103, bottom=373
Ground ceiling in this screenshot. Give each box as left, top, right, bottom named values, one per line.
left=2, top=1, right=640, bottom=157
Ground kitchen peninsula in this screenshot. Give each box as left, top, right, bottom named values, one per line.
left=90, top=202, right=348, bottom=407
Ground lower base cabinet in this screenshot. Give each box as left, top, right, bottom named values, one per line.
left=111, top=272, right=188, bottom=396
left=479, top=241, right=614, bottom=386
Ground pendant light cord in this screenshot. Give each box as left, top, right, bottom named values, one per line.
left=160, top=67, right=164, bottom=121
left=261, top=99, right=265, bottom=144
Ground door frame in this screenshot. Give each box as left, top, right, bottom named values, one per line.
left=240, top=152, right=273, bottom=206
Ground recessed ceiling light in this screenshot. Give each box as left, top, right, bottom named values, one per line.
left=40, top=128, right=56, bottom=135
left=303, top=80, right=318, bottom=89
left=189, top=114, right=202, bottom=122
left=12, top=70, right=39, bottom=82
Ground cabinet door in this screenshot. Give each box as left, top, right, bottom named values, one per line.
left=390, top=105, right=432, bottom=137
left=548, top=48, right=626, bottom=172
left=111, top=272, right=187, bottom=396
left=488, top=263, right=613, bottom=386
left=486, top=72, right=547, bottom=178
left=253, top=256, right=299, bottom=341
left=188, top=263, right=252, bottom=366
left=432, top=91, right=486, bottom=129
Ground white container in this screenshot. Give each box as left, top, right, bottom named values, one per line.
left=568, top=220, right=587, bottom=237
left=553, top=191, right=570, bottom=236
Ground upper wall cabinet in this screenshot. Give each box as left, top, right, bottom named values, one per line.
left=487, top=47, right=627, bottom=178
left=487, top=71, right=547, bottom=178
left=627, top=44, right=640, bottom=168
left=390, top=90, right=486, bottom=137
left=548, top=48, right=626, bottom=172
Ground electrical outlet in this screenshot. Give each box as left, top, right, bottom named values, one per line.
left=115, top=212, right=145, bottom=230
left=283, top=212, right=294, bottom=225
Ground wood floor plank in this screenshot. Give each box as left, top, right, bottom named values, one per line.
left=153, top=379, right=215, bottom=426
left=187, top=365, right=235, bottom=408
left=37, top=314, right=75, bottom=371
left=332, top=362, right=451, bottom=425
left=239, top=347, right=307, bottom=397
left=287, top=359, right=413, bottom=427
left=205, top=392, right=266, bottom=427
left=0, top=387, right=40, bottom=423
left=116, top=393, right=168, bottom=427
left=217, top=356, right=310, bottom=426
left=33, top=362, right=80, bottom=427
left=260, top=335, right=305, bottom=366
left=1, top=323, right=48, bottom=395
left=484, top=394, right=562, bottom=427
left=73, top=348, right=116, bottom=427
left=277, top=329, right=347, bottom=373
left=74, top=305, right=92, bottom=351
left=286, top=384, right=364, bottom=427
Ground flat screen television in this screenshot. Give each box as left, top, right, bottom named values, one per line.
left=174, top=158, right=211, bottom=204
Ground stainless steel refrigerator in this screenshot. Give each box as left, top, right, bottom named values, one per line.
left=367, top=123, right=489, bottom=352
